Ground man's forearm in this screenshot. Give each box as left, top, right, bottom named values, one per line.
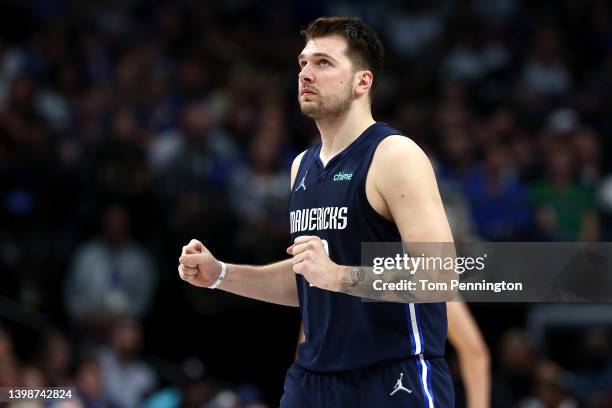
left=220, top=259, right=299, bottom=306
left=337, top=265, right=455, bottom=303
left=336, top=242, right=457, bottom=303
left=338, top=266, right=416, bottom=302
left=458, top=350, right=491, bottom=408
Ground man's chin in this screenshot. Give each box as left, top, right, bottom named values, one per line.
left=299, top=104, right=320, bottom=119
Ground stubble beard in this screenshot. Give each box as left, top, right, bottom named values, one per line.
left=299, top=84, right=353, bottom=121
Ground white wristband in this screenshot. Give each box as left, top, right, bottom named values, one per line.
left=208, top=261, right=226, bottom=289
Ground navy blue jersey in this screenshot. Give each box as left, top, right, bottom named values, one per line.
left=289, top=122, right=447, bottom=372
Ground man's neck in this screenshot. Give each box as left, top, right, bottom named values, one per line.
left=316, top=105, right=375, bottom=166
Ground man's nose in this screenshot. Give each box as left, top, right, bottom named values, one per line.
left=298, top=66, right=314, bottom=83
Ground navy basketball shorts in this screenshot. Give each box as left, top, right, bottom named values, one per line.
left=280, top=357, right=454, bottom=407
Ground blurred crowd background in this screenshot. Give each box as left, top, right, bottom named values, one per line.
left=2, top=0, right=612, bottom=406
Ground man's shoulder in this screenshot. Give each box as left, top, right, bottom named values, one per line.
left=369, top=133, right=437, bottom=195
left=373, top=134, right=428, bottom=166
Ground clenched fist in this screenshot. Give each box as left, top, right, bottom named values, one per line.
left=178, top=239, right=223, bottom=288
left=288, top=235, right=340, bottom=291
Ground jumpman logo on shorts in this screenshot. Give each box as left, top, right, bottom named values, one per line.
left=296, top=170, right=308, bottom=191
left=390, top=373, right=412, bottom=396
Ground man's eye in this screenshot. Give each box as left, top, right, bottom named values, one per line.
left=320, top=59, right=329, bottom=66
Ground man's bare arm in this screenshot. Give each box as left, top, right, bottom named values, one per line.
left=221, top=260, right=299, bottom=306
left=336, top=136, right=455, bottom=302
left=448, top=302, right=491, bottom=408
left=179, top=242, right=300, bottom=306
left=337, top=265, right=424, bottom=303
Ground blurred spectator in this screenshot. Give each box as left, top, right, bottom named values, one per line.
left=438, top=182, right=479, bottom=243
left=493, top=328, right=536, bottom=408
left=546, top=108, right=579, bottom=135
left=508, top=133, right=537, bottom=181
left=74, top=356, right=110, bottom=408
left=435, top=103, right=477, bottom=189
left=596, top=174, right=612, bottom=239
left=9, top=365, right=46, bottom=408
left=519, top=361, right=577, bottom=408
left=520, top=25, right=572, bottom=97
left=529, top=144, right=599, bottom=240
left=475, top=106, right=517, bottom=149
left=229, top=132, right=290, bottom=263
left=385, top=0, right=443, bottom=59
left=391, top=101, right=432, bottom=149
left=36, top=331, right=73, bottom=387
left=442, top=19, right=510, bottom=83
left=64, top=204, right=157, bottom=335
left=0, top=45, right=28, bottom=106
left=571, top=127, right=602, bottom=187
left=34, top=62, right=77, bottom=133
left=21, top=365, right=45, bottom=387
left=143, top=357, right=219, bottom=408
left=97, top=318, right=156, bottom=408
left=0, top=324, right=15, bottom=362
left=0, top=325, right=20, bottom=387
left=206, top=390, right=239, bottom=408
left=149, top=101, right=238, bottom=190
left=463, top=143, right=532, bottom=240
left=570, top=328, right=612, bottom=406
left=90, top=109, right=151, bottom=201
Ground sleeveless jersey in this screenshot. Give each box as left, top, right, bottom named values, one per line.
left=289, top=122, right=447, bottom=372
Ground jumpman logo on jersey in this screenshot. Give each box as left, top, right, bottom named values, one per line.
left=296, top=170, right=308, bottom=191
left=390, top=373, right=412, bottom=396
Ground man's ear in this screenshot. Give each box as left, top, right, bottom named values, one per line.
left=354, top=70, right=373, bottom=98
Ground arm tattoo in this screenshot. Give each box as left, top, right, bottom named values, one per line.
left=339, top=266, right=419, bottom=303
left=337, top=243, right=457, bottom=303
left=348, top=267, right=364, bottom=288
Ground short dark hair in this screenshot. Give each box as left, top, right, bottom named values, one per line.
left=301, top=17, right=384, bottom=86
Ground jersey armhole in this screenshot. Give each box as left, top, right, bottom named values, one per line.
left=290, top=148, right=312, bottom=191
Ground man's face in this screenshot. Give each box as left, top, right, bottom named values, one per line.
left=298, top=35, right=356, bottom=119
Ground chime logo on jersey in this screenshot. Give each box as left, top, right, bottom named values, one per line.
left=333, top=171, right=353, bottom=181
left=290, top=206, right=348, bottom=233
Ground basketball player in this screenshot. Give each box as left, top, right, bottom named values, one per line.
left=178, top=17, right=455, bottom=406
